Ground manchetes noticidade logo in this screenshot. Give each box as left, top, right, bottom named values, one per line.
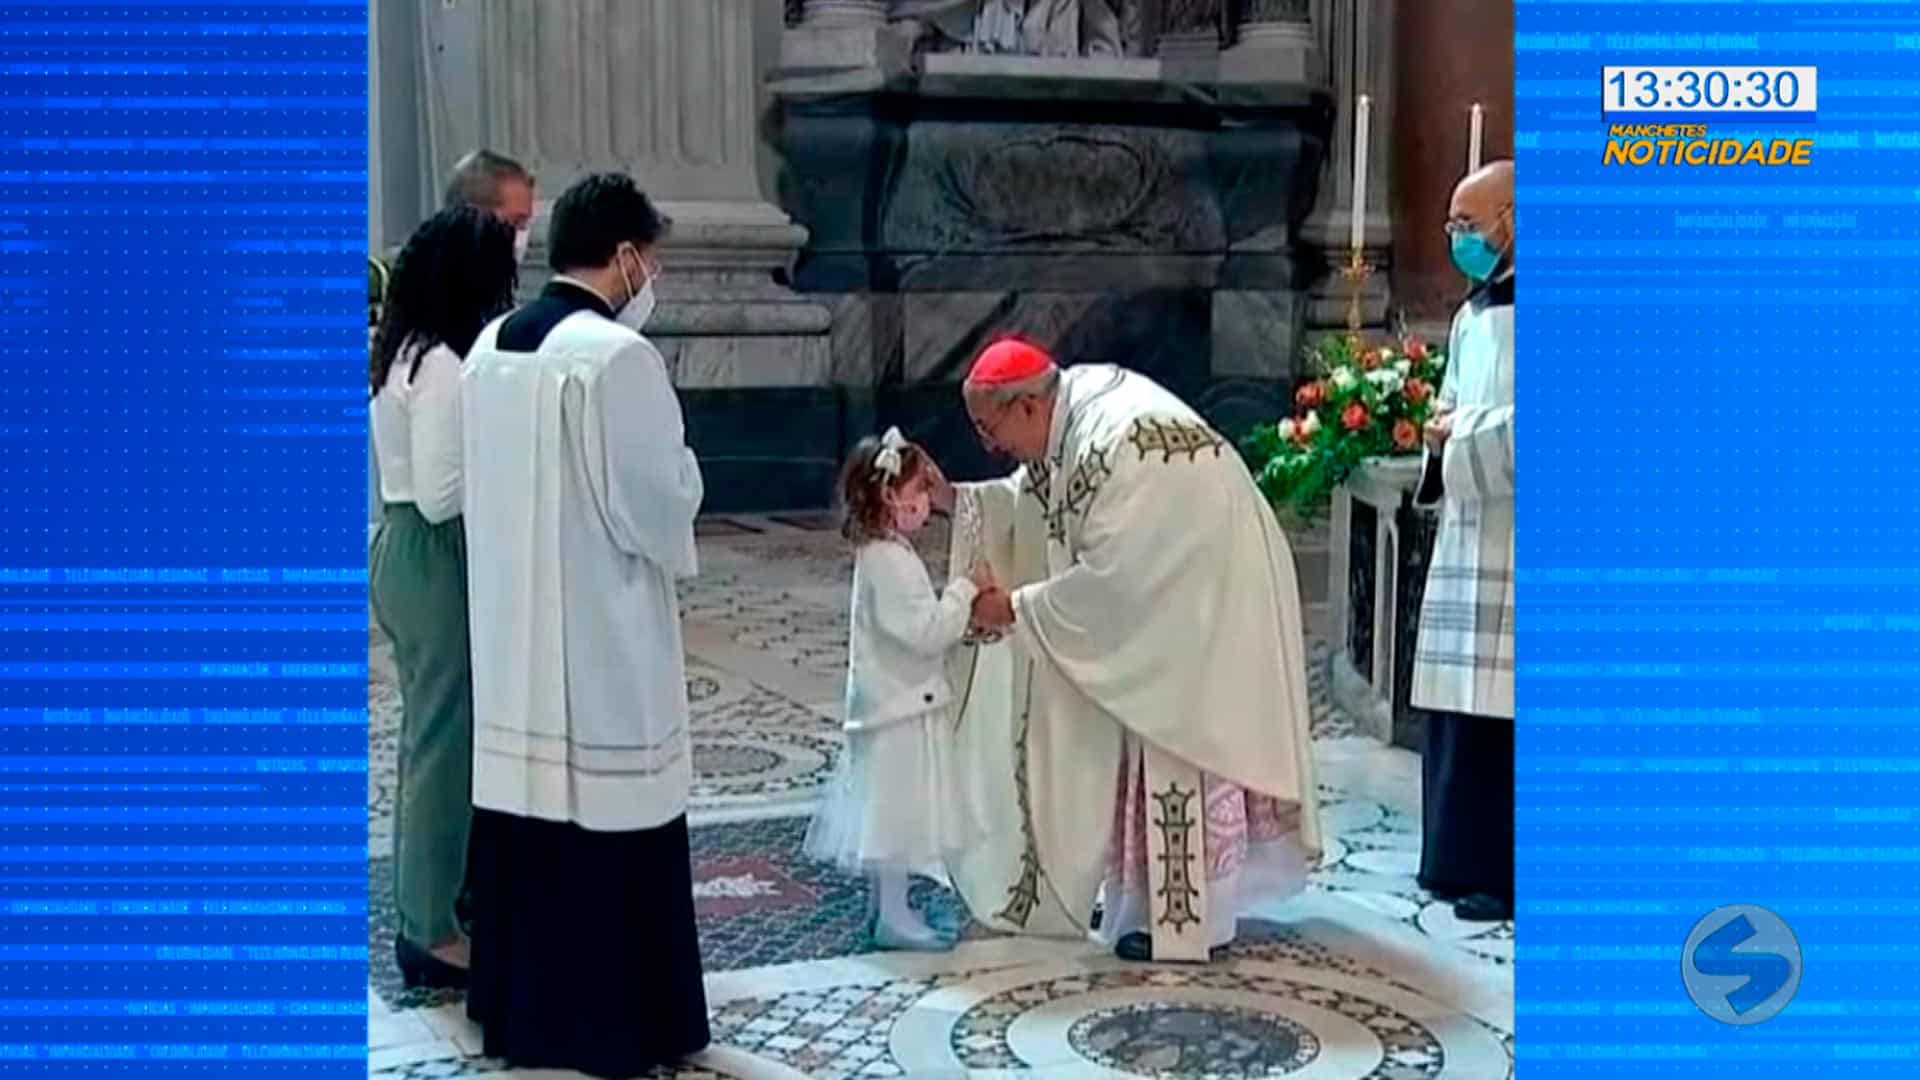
left=1605, top=124, right=1813, bottom=167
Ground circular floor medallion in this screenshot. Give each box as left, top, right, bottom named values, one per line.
left=689, top=729, right=838, bottom=805
left=693, top=742, right=785, bottom=778
left=1070, top=1001, right=1320, bottom=1077
left=939, top=966, right=1450, bottom=1077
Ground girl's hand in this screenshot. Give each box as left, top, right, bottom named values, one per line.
left=968, top=560, right=998, bottom=592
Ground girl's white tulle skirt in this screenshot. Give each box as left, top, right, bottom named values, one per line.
left=804, top=706, right=989, bottom=874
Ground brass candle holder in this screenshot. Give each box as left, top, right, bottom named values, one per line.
left=1341, top=245, right=1372, bottom=348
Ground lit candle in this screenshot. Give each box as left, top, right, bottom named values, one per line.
left=1469, top=102, right=1484, bottom=172
left=1350, top=94, right=1370, bottom=253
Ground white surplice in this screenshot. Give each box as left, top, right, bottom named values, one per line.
left=945, top=364, right=1322, bottom=958
left=460, top=283, right=704, bottom=833
left=1412, top=270, right=1515, bottom=719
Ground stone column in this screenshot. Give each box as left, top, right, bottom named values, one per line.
left=474, top=0, right=830, bottom=389
left=1389, top=0, right=1512, bottom=324
left=1302, top=0, right=1393, bottom=332
left=1223, top=0, right=1313, bottom=84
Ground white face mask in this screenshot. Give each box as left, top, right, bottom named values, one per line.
left=512, top=227, right=531, bottom=264
left=614, top=246, right=656, bottom=332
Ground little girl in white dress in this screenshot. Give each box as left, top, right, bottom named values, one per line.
left=804, top=427, right=995, bottom=950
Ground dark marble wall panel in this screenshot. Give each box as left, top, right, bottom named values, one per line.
left=1211, top=289, right=1302, bottom=380
left=748, top=77, right=1334, bottom=510
left=828, top=293, right=905, bottom=387
left=682, top=387, right=846, bottom=514
left=774, top=97, right=905, bottom=293
left=1347, top=500, right=1377, bottom=676
left=885, top=122, right=1227, bottom=266
left=772, top=85, right=1327, bottom=294
left=901, top=291, right=1027, bottom=383
left=1392, top=503, right=1439, bottom=752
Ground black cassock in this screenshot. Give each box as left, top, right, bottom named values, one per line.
left=1417, top=710, right=1514, bottom=911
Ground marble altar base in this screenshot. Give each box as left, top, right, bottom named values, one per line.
left=1328, top=456, right=1437, bottom=752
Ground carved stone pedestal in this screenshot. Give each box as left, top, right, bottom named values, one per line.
left=1328, top=456, right=1435, bottom=751
left=767, top=53, right=1331, bottom=480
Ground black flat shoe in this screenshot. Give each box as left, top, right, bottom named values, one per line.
left=1113, top=931, right=1228, bottom=964
left=1452, top=894, right=1512, bottom=923
left=395, top=935, right=468, bottom=990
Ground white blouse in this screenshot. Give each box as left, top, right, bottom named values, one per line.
left=371, top=340, right=463, bottom=524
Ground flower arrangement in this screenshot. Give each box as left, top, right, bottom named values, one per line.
left=1241, top=333, right=1447, bottom=524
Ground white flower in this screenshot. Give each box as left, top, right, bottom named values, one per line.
left=1394, top=359, right=1412, bottom=375
left=1367, top=370, right=1404, bottom=394
left=1330, top=368, right=1358, bottom=391
left=1379, top=346, right=1396, bottom=361
left=1300, top=412, right=1322, bottom=436
left=1276, top=418, right=1298, bottom=441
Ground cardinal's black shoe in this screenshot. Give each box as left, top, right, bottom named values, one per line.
left=1113, top=932, right=1228, bottom=963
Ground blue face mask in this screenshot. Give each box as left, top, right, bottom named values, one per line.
left=1450, top=229, right=1503, bottom=283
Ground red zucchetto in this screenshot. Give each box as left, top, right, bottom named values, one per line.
left=966, top=338, right=1056, bottom=386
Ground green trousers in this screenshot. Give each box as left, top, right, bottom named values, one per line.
left=370, top=503, right=474, bottom=947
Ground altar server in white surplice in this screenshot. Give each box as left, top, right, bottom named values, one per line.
left=459, top=173, right=709, bottom=1076
left=933, top=338, right=1322, bottom=964
left=1411, top=159, right=1516, bottom=925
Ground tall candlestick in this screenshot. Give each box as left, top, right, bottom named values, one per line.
left=1469, top=102, right=1484, bottom=172
left=1349, top=94, right=1370, bottom=252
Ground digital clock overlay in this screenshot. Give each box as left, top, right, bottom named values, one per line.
left=1522, top=5, right=1920, bottom=1079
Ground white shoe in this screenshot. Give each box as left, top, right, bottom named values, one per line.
left=872, top=912, right=950, bottom=952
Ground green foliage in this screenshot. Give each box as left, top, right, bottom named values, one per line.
left=1239, top=333, right=1449, bottom=526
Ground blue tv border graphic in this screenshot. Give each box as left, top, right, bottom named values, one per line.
left=1521, top=5, right=1920, bottom=1078
left=0, top=4, right=367, bottom=1076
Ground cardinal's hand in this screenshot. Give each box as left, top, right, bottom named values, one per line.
left=970, top=587, right=1015, bottom=631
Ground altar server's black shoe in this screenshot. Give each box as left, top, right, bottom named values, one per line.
left=1452, top=894, right=1511, bottom=923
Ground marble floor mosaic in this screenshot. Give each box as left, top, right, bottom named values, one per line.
left=367, top=515, right=1510, bottom=1078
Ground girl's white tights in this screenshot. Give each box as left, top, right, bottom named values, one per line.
left=870, top=868, right=946, bottom=951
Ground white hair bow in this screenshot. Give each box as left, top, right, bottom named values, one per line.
left=873, top=426, right=909, bottom=479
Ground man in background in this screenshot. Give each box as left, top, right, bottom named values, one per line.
left=443, top=149, right=536, bottom=264
left=1411, top=159, right=1516, bottom=924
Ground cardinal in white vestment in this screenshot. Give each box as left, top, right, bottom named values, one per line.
left=1411, top=160, right=1516, bottom=924
left=459, top=173, right=710, bottom=1076
left=933, top=338, right=1322, bottom=963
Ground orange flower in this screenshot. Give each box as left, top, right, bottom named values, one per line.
left=1295, top=381, right=1326, bottom=409
left=1358, top=348, right=1382, bottom=371
left=1403, top=337, right=1430, bottom=362
left=1341, top=401, right=1369, bottom=431
left=1403, top=377, right=1432, bottom=404
left=1392, top=419, right=1419, bottom=450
